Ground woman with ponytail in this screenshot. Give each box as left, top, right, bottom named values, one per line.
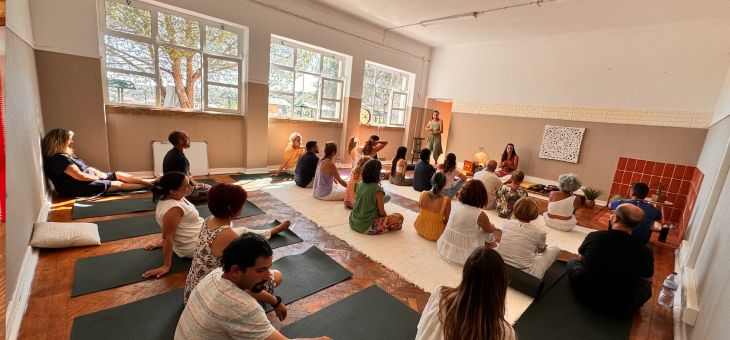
left=143, top=174, right=289, bottom=278
left=414, top=173, right=452, bottom=241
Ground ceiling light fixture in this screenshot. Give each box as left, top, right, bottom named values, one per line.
left=419, top=12, right=478, bottom=27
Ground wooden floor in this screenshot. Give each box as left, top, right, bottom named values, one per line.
left=18, top=173, right=674, bottom=340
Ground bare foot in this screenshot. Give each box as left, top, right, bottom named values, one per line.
left=273, top=221, right=291, bottom=234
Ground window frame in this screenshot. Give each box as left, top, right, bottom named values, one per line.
left=98, top=0, right=246, bottom=114
left=268, top=37, right=347, bottom=122
left=361, top=62, right=411, bottom=127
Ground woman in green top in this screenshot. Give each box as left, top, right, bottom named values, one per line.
left=425, top=110, right=444, bottom=165
left=349, top=160, right=404, bottom=235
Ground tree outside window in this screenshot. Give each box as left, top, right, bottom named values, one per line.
left=360, top=63, right=411, bottom=127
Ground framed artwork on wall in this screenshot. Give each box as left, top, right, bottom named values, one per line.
left=539, top=125, right=585, bottom=163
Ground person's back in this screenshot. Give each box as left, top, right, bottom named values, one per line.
left=163, top=147, right=189, bottom=174
left=474, top=170, right=501, bottom=209
left=609, top=199, right=661, bottom=244
left=295, top=151, right=319, bottom=187
left=414, top=161, right=436, bottom=192
left=414, top=173, right=451, bottom=241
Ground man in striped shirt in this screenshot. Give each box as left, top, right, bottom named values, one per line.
left=175, top=233, right=332, bottom=340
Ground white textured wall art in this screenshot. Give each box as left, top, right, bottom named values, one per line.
left=539, top=125, right=585, bottom=163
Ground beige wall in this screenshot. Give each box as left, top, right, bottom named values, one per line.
left=447, top=112, right=708, bottom=200
left=357, top=125, right=405, bottom=162
left=267, top=121, right=341, bottom=166
left=35, top=50, right=110, bottom=171
left=244, top=82, right=268, bottom=170
left=106, top=112, right=246, bottom=172
left=6, top=30, right=47, bottom=302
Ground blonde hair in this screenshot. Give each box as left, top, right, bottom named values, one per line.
left=513, top=197, right=539, bottom=221
left=42, top=128, right=75, bottom=157
left=288, top=132, right=302, bottom=145
left=347, top=137, right=360, bottom=155
left=352, top=156, right=372, bottom=179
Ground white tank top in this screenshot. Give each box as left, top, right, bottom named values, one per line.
left=156, top=198, right=204, bottom=258
left=547, top=195, right=576, bottom=217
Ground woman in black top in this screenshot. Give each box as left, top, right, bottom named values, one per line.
left=42, top=129, right=156, bottom=197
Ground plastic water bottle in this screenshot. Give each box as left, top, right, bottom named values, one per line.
left=335, top=154, right=341, bottom=167
left=658, top=272, right=678, bottom=308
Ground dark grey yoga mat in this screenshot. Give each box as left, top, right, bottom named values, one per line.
left=253, top=220, right=303, bottom=249
left=507, top=260, right=567, bottom=299
left=103, top=188, right=151, bottom=196
left=513, top=275, right=634, bottom=340
left=96, top=214, right=159, bottom=242
left=72, top=248, right=192, bottom=297
left=196, top=178, right=218, bottom=186
left=197, top=201, right=265, bottom=220
left=281, top=285, right=421, bottom=340
left=265, top=246, right=353, bottom=312
left=72, top=196, right=205, bottom=220
left=70, top=289, right=184, bottom=340
left=230, top=172, right=293, bottom=184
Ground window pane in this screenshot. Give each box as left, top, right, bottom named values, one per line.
left=269, top=93, right=293, bottom=116
left=104, top=35, right=155, bottom=74
left=269, top=69, right=294, bottom=92
left=207, top=85, right=238, bottom=110
left=322, top=56, right=341, bottom=78
left=392, top=73, right=408, bottom=91
left=105, top=1, right=151, bottom=37
left=296, top=49, right=320, bottom=73
left=322, top=80, right=342, bottom=100
left=392, top=93, right=407, bottom=109
left=374, top=88, right=391, bottom=114
left=391, top=109, right=405, bottom=125
left=376, top=70, right=392, bottom=89
left=294, top=107, right=317, bottom=119
left=294, top=73, right=319, bottom=114
left=364, top=67, right=376, bottom=85
left=107, top=71, right=157, bottom=106
left=321, top=100, right=341, bottom=119
left=270, top=43, right=294, bottom=67
left=208, top=58, right=239, bottom=85
left=206, top=26, right=238, bottom=56
left=159, top=47, right=202, bottom=109
left=158, top=12, right=200, bottom=49
left=362, top=85, right=375, bottom=105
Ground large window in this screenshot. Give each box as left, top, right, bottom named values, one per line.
left=100, top=0, right=245, bottom=113
left=361, top=63, right=411, bottom=127
left=268, top=38, right=346, bottom=121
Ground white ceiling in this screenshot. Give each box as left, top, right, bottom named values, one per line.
left=296, top=0, right=730, bottom=47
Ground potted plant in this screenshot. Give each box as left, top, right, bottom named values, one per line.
left=652, top=182, right=667, bottom=203
left=582, top=187, right=603, bottom=209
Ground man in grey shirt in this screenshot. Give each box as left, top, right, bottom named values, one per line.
left=473, top=160, right=501, bottom=210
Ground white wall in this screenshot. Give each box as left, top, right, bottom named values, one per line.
left=711, top=65, right=730, bottom=124
left=427, top=24, right=730, bottom=111
left=7, top=0, right=35, bottom=46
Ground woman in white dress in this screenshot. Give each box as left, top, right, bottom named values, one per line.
left=437, top=180, right=499, bottom=266
left=416, top=247, right=517, bottom=340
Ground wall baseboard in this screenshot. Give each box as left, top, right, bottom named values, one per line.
left=245, top=168, right=270, bottom=174
left=209, top=168, right=244, bottom=175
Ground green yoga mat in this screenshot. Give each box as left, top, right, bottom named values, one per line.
left=70, top=289, right=184, bottom=340
left=513, top=275, right=635, bottom=340
left=73, top=196, right=263, bottom=220
left=281, top=285, right=421, bottom=340
left=507, top=260, right=567, bottom=298
left=253, top=220, right=303, bottom=249
left=265, top=246, right=353, bottom=312
left=197, top=201, right=265, bottom=220
left=230, top=172, right=293, bottom=184
left=102, top=188, right=151, bottom=197
left=71, top=248, right=192, bottom=297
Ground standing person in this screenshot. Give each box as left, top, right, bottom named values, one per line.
left=473, top=160, right=501, bottom=210
left=347, top=137, right=361, bottom=168
left=609, top=182, right=663, bottom=245
left=176, top=233, right=332, bottom=340
left=567, top=204, right=654, bottom=316
left=438, top=180, right=499, bottom=266
left=272, top=132, right=305, bottom=177
left=495, top=143, right=519, bottom=177
left=413, top=149, right=437, bottom=192
left=389, top=146, right=413, bottom=186
left=436, top=153, right=466, bottom=199
left=41, top=128, right=155, bottom=197
left=294, top=141, right=320, bottom=188
left=414, top=173, right=452, bottom=241
left=497, top=197, right=561, bottom=279
left=544, top=173, right=583, bottom=231
left=163, top=130, right=211, bottom=201
left=349, top=160, right=404, bottom=235
left=425, top=110, right=444, bottom=165
left=416, top=248, right=517, bottom=340
left=312, top=142, right=349, bottom=201
left=495, top=170, right=528, bottom=219
left=344, top=156, right=371, bottom=209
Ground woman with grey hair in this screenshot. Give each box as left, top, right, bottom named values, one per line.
left=544, top=173, right=583, bottom=231
left=414, top=173, right=452, bottom=241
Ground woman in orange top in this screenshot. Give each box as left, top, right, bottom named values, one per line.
left=271, top=132, right=305, bottom=177
left=414, top=172, right=452, bottom=241
left=344, top=156, right=371, bottom=209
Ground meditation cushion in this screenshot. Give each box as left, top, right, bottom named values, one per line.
left=30, top=222, right=101, bottom=248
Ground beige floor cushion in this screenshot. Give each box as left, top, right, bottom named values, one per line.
left=30, top=222, right=100, bottom=248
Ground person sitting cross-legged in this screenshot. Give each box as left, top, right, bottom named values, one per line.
left=349, top=159, right=404, bottom=235
left=176, top=233, right=332, bottom=340
left=272, top=132, right=306, bottom=177
left=416, top=247, right=517, bottom=340
left=414, top=173, right=452, bottom=241
left=344, top=156, right=372, bottom=209
left=495, top=170, right=528, bottom=219
left=473, top=159, right=501, bottom=210
left=543, top=173, right=583, bottom=232
left=567, top=203, right=654, bottom=316
left=609, top=182, right=663, bottom=245
left=312, top=141, right=349, bottom=201
left=497, top=197, right=561, bottom=279
left=435, top=153, right=467, bottom=199
left=413, top=148, right=437, bottom=192
left=389, top=146, right=414, bottom=186
left=163, top=130, right=211, bottom=201
left=294, top=141, right=320, bottom=188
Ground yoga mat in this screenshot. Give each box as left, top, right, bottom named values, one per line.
left=97, top=214, right=159, bottom=242
left=230, top=172, right=293, bottom=184
left=103, top=188, right=151, bottom=196
left=253, top=220, right=303, bottom=249
left=513, top=275, right=634, bottom=340
left=265, top=246, right=353, bottom=312
left=72, top=248, right=192, bottom=297
left=196, top=178, right=218, bottom=186
left=73, top=196, right=205, bottom=220
left=281, top=285, right=421, bottom=340
left=70, top=289, right=184, bottom=340
left=197, top=201, right=265, bottom=220
left=506, top=260, right=567, bottom=299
